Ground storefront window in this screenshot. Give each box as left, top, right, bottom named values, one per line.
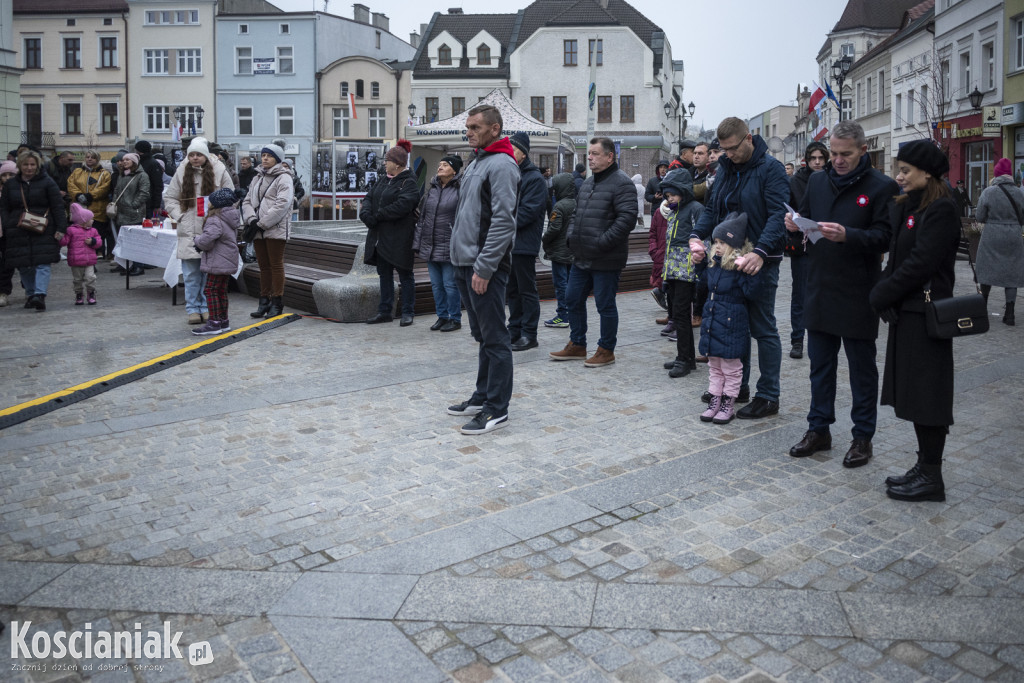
left=965, top=140, right=994, bottom=209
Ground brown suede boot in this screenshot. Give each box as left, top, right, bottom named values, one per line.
left=550, top=341, right=588, bottom=361
left=584, top=346, right=615, bottom=368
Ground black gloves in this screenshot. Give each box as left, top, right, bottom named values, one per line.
left=84, top=193, right=93, bottom=204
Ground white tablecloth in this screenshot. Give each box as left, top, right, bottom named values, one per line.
left=113, top=225, right=242, bottom=288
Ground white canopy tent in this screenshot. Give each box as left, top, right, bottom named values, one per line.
left=403, top=89, right=577, bottom=173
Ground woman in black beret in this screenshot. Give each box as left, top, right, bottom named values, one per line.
left=869, top=140, right=960, bottom=503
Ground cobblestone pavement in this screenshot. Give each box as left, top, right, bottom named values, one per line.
left=2, top=257, right=1022, bottom=682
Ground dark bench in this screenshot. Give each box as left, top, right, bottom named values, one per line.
left=244, top=230, right=654, bottom=317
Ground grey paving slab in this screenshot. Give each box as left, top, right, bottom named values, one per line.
left=269, top=572, right=418, bottom=620
left=271, top=615, right=445, bottom=683
left=0, top=561, right=72, bottom=603
left=101, top=395, right=273, bottom=432
left=591, top=584, right=852, bottom=636
left=326, top=519, right=520, bottom=574
left=841, top=593, right=1024, bottom=643
left=397, top=576, right=597, bottom=627
left=21, top=564, right=297, bottom=615
left=488, top=495, right=603, bottom=540
left=0, top=421, right=115, bottom=451
left=567, top=425, right=809, bottom=512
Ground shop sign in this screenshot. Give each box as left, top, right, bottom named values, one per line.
left=983, top=106, right=1001, bottom=137
left=866, top=136, right=879, bottom=149
left=1002, top=103, right=1024, bottom=125
left=955, top=126, right=984, bottom=139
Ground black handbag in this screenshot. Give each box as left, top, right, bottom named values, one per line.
left=922, top=219, right=989, bottom=339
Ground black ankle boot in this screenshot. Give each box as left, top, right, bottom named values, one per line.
left=266, top=296, right=284, bottom=317
left=34, top=294, right=46, bottom=311
left=980, top=284, right=991, bottom=304
left=250, top=296, right=271, bottom=318
left=1004, top=301, right=1015, bottom=326
left=886, top=463, right=945, bottom=502
left=885, top=453, right=922, bottom=487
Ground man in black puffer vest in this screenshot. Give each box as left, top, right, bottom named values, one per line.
left=549, top=137, right=638, bottom=367
left=507, top=132, right=548, bottom=351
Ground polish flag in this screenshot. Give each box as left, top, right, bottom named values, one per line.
left=813, top=126, right=829, bottom=142
left=348, top=92, right=357, bottom=119
left=807, top=83, right=826, bottom=115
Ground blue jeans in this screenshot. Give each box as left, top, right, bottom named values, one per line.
left=566, top=266, right=621, bottom=351
left=789, top=255, right=808, bottom=343
left=377, top=257, right=415, bottom=316
left=550, top=261, right=570, bottom=321
left=455, top=266, right=513, bottom=415
left=180, top=258, right=208, bottom=315
left=807, top=330, right=878, bottom=440
left=427, top=261, right=461, bottom=320
left=740, top=261, right=781, bottom=401
left=19, top=264, right=52, bottom=296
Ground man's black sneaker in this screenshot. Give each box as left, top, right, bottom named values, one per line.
left=736, top=397, right=779, bottom=419
left=447, top=400, right=484, bottom=416
left=460, top=411, right=508, bottom=434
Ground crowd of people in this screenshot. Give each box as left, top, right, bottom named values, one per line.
left=3, top=110, right=1020, bottom=498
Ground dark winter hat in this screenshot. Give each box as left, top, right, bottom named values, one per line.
left=209, top=188, right=238, bottom=209
left=655, top=159, right=670, bottom=171
left=678, top=139, right=697, bottom=150
left=385, top=139, right=412, bottom=167
left=261, top=144, right=284, bottom=164
left=233, top=188, right=248, bottom=202
left=659, top=168, right=693, bottom=197
left=708, top=139, right=721, bottom=151
left=804, top=141, right=828, bottom=163
left=896, top=140, right=949, bottom=179
left=135, top=139, right=153, bottom=155
left=509, top=132, right=531, bottom=155
left=712, top=212, right=749, bottom=250
left=440, top=154, right=463, bottom=173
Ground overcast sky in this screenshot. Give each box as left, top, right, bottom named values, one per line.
left=269, top=0, right=847, bottom=129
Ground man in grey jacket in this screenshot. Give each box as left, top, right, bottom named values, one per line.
left=446, top=105, right=521, bottom=434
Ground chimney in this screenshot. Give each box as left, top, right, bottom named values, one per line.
left=420, top=23, right=428, bottom=36
left=371, top=12, right=389, bottom=32
left=353, top=4, right=370, bottom=24
left=597, top=0, right=608, bottom=7
left=448, top=7, right=463, bottom=14
left=410, top=32, right=421, bottom=48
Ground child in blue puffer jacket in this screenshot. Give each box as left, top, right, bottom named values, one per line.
left=699, top=212, right=762, bottom=424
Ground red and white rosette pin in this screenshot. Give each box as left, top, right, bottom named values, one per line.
left=857, top=194, right=869, bottom=207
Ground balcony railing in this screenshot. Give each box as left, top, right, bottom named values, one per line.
left=21, top=131, right=56, bottom=149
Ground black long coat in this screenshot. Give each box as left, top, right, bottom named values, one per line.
left=360, top=168, right=420, bottom=271
left=1, top=172, right=68, bottom=269
left=798, top=163, right=898, bottom=340
left=869, top=193, right=960, bottom=426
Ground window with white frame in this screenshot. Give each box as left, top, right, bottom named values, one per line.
left=369, top=108, right=385, bottom=137
left=99, top=36, right=118, bottom=68
left=63, top=102, right=81, bottom=134
left=145, top=9, right=199, bottom=25
left=1017, top=19, right=1024, bottom=71
left=177, top=48, right=202, bottom=74
left=877, top=69, right=885, bottom=109
left=237, top=107, right=253, bottom=135
left=145, top=105, right=171, bottom=132
left=280, top=23, right=290, bottom=34
left=276, top=46, right=293, bottom=74
left=907, top=89, right=915, bottom=124
left=23, top=37, right=41, bottom=69
left=144, top=49, right=168, bottom=74
left=941, top=59, right=951, bottom=101
left=959, top=50, right=971, bottom=97
left=63, top=37, right=81, bottom=68
left=841, top=43, right=854, bottom=57
left=177, top=105, right=204, bottom=133
left=277, top=107, right=294, bottom=135
left=100, top=102, right=118, bottom=134
left=340, top=82, right=349, bottom=97
left=983, top=42, right=994, bottom=89
left=895, top=93, right=902, bottom=128
left=237, top=46, right=252, bottom=74
left=371, top=81, right=380, bottom=98
left=856, top=82, right=863, bottom=117
left=332, top=107, right=349, bottom=137
left=867, top=77, right=873, bottom=112
left=920, top=85, right=928, bottom=122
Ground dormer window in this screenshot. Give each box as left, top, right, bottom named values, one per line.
left=438, top=44, right=452, bottom=66
left=477, top=45, right=491, bottom=66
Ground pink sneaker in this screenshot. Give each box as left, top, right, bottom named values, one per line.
left=700, top=395, right=720, bottom=422
left=86, top=291, right=97, bottom=305
left=713, top=396, right=736, bottom=424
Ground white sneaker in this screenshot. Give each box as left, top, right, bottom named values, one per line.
left=0, top=293, right=8, bottom=307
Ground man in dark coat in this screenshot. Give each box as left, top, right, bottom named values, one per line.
left=644, top=160, right=670, bottom=218
left=690, top=118, right=790, bottom=419
left=785, top=141, right=828, bottom=359
left=785, top=120, right=898, bottom=468
left=238, top=156, right=258, bottom=192
left=572, top=163, right=586, bottom=198
left=507, top=132, right=547, bottom=351
left=134, top=140, right=164, bottom=220
left=549, top=137, right=638, bottom=367
left=952, top=179, right=973, bottom=217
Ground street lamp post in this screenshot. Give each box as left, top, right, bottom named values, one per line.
left=968, top=86, right=984, bottom=111
left=830, top=55, right=853, bottom=123
left=663, top=101, right=696, bottom=156
left=173, top=106, right=205, bottom=136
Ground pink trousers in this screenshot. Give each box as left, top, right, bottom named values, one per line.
left=708, top=357, right=743, bottom=398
